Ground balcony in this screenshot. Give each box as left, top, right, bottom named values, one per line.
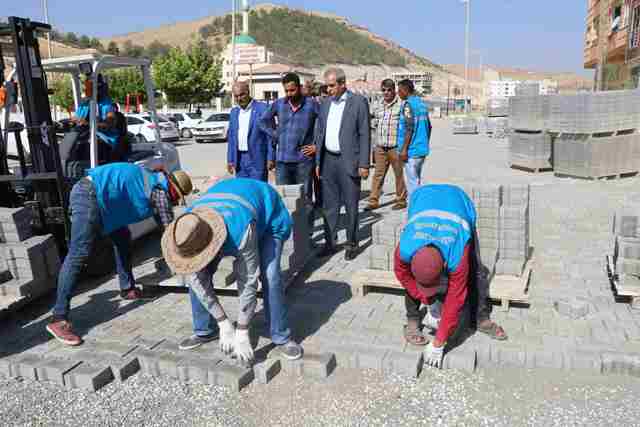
left=607, top=27, right=628, bottom=61
left=584, top=42, right=599, bottom=68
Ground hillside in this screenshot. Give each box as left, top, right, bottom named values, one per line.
left=102, top=3, right=436, bottom=69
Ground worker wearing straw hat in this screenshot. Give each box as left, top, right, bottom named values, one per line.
left=163, top=177, right=303, bottom=364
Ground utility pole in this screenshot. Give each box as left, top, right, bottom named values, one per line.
left=463, top=0, right=470, bottom=112
left=42, top=0, right=53, bottom=59
left=231, top=0, right=237, bottom=83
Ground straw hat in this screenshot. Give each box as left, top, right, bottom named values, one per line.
left=161, top=207, right=227, bottom=274
left=169, top=171, right=193, bottom=199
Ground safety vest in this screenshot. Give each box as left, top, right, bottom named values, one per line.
left=399, top=184, right=476, bottom=272
left=397, top=95, right=430, bottom=158
left=189, top=178, right=292, bottom=256
left=89, top=163, right=167, bottom=234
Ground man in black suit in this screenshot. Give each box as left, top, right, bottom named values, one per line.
left=315, top=68, right=371, bottom=261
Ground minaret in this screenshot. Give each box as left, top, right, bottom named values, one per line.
left=241, top=0, right=250, bottom=37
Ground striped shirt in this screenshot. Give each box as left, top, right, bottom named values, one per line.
left=372, top=97, right=412, bottom=148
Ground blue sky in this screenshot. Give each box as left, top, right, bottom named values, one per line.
left=9, top=0, right=588, bottom=73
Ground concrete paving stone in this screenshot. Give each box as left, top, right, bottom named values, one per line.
left=442, top=346, right=477, bottom=372
left=11, top=354, right=42, bottom=381
left=35, top=358, right=83, bottom=386
left=63, top=363, right=115, bottom=392
left=613, top=209, right=639, bottom=237
left=254, top=358, right=281, bottom=384
left=616, top=258, right=640, bottom=276
left=300, top=352, right=337, bottom=379
left=176, top=356, right=221, bottom=384
left=615, top=236, right=640, bottom=260
left=564, top=350, right=602, bottom=372
left=554, top=297, right=590, bottom=319
left=383, top=350, right=423, bottom=378
left=531, top=349, right=564, bottom=370
left=210, top=360, right=254, bottom=391
left=495, top=258, right=525, bottom=276
left=601, top=352, right=640, bottom=377
left=130, top=335, right=165, bottom=350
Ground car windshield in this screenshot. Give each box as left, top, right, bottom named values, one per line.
left=186, top=113, right=201, bottom=119
left=141, top=115, right=169, bottom=123
left=206, top=114, right=229, bottom=122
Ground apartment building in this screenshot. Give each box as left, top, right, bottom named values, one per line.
left=584, top=0, right=640, bottom=89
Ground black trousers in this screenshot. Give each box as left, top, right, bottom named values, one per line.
left=404, top=229, right=492, bottom=327
left=321, top=151, right=361, bottom=248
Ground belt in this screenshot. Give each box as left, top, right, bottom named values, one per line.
left=377, top=146, right=397, bottom=151
left=325, top=150, right=341, bottom=156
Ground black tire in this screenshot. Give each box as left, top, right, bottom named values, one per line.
left=181, top=128, right=192, bottom=139
left=136, top=134, right=147, bottom=144
left=195, top=138, right=204, bottom=144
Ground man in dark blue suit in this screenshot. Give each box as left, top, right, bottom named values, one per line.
left=227, top=81, right=273, bottom=181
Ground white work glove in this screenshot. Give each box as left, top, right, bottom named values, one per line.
left=424, top=311, right=441, bottom=332
left=233, top=328, right=254, bottom=365
left=424, top=342, right=444, bottom=369
left=219, top=319, right=235, bottom=354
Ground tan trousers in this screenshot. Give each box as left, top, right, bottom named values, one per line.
left=368, top=146, right=407, bottom=205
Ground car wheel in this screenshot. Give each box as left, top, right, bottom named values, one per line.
left=137, top=134, right=148, bottom=144
left=195, top=139, right=203, bottom=144
left=181, top=128, right=192, bottom=139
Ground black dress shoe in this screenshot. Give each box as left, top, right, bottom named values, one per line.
left=317, top=245, right=337, bottom=258
left=345, top=248, right=358, bottom=261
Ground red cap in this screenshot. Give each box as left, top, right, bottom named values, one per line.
left=411, top=246, right=444, bottom=298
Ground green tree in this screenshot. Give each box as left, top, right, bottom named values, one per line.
left=185, top=38, right=223, bottom=104
left=122, top=40, right=144, bottom=58
left=50, top=75, right=75, bottom=115
left=90, top=37, right=103, bottom=51
left=145, top=40, right=172, bottom=59
left=105, top=68, right=146, bottom=104
left=79, top=35, right=91, bottom=48
left=64, top=32, right=78, bottom=45
left=152, top=47, right=193, bottom=104
left=107, top=41, right=120, bottom=55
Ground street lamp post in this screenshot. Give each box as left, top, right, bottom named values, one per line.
left=231, top=0, right=237, bottom=83
left=42, top=0, right=53, bottom=59
left=462, top=0, right=470, bottom=113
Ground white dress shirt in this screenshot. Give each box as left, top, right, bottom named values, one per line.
left=238, top=100, right=253, bottom=152
left=325, top=92, right=349, bottom=153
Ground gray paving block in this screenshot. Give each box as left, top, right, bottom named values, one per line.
left=176, top=356, right=220, bottom=384
left=12, top=354, right=41, bottom=381
left=0, top=357, right=14, bottom=378
left=601, top=352, right=640, bottom=377
left=442, top=347, right=477, bottom=372
left=616, top=258, right=640, bottom=276
left=35, top=358, right=83, bottom=386
left=302, top=353, right=337, bottom=379
left=280, top=358, right=304, bottom=376
left=564, top=351, right=602, bottom=372
left=64, top=363, right=115, bottom=392
left=384, top=350, right=423, bottom=377
left=254, top=358, right=281, bottom=384
left=554, top=297, right=590, bottom=319
left=495, top=258, right=525, bottom=276
left=0, top=206, right=32, bottom=223
left=210, top=361, right=254, bottom=391
left=281, top=184, right=304, bottom=198
left=495, top=346, right=527, bottom=368
left=615, top=237, right=640, bottom=260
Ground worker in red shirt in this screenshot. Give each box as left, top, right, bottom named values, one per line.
left=394, top=184, right=507, bottom=368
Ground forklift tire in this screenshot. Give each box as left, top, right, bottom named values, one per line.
left=84, top=237, right=116, bottom=278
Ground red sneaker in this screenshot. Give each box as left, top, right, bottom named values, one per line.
left=46, top=320, right=82, bottom=346
left=120, top=287, right=144, bottom=300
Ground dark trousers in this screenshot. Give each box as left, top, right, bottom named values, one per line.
left=404, top=228, right=492, bottom=330
left=236, top=150, right=267, bottom=182
left=276, top=160, right=315, bottom=235
left=321, top=151, right=361, bottom=248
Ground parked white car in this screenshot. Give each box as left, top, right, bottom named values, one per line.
left=126, top=113, right=180, bottom=143
left=167, top=112, right=202, bottom=139
left=192, top=112, right=230, bottom=143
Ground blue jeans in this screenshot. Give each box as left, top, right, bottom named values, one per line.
left=236, top=150, right=267, bottom=181
left=188, top=235, right=291, bottom=344
left=404, top=156, right=426, bottom=197
left=275, top=160, right=315, bottom=234
left=52, top=179, right=136, bottom=320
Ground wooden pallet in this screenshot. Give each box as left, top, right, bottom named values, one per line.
left=350, top=269, right=402, bottom=297
left=510, top=164, right=553, bottom=174
left=488, top=259, right=533, bottom=311
left=606, top=255, right=640, bottom=309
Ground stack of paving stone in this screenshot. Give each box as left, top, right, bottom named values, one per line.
left=452, top=117, right=477, bottom=134
left=515, top=82, right=540, bottom=97
left=0, top=207, right=60, bottom=304
left=489, top=117, right=510, bottom=139
left=612, top=205, right=640, bottom=294
left=366, top=184, right=531, bottom=278
left=508, top=95, right=553, bottom=171
left=496, top=185, right=530, bottom=276
left=550, top=90, right=640, bottom=178
left=276, top=184, right=312, bottom=285
left=486, top=97, right=509, bottom=118
left=367, top=213, right=406, bottom=271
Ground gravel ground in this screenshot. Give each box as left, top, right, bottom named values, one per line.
left=2, top=367, right=640, bottom=426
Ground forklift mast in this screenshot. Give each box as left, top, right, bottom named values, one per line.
left=0, top=17, right=69, bottom=247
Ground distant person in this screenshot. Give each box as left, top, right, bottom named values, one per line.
left=314, top=67, right=371, bottom=261
left=260, top=73, right=318, bottom=238
left=195, top=106, right=202, bottom=117
left=397, top=79, right=431, bottom=197
left=227, top=81, right=273, bottom=181
left=365, top=79, right=408, bottom=212
left=319, top=84, right=329, bottom=100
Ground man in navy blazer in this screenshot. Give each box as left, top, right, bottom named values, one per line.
left=227, top=81, right=274, bottom=181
